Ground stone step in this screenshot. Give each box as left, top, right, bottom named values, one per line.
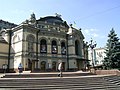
left=0, top=76, right=120, bottom=89
left=103, top=75, right=120, bottom=86
left=2, top=72, right=96, bottom=78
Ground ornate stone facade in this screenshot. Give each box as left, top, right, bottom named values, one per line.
left=0, top=13, right=88, bottom=72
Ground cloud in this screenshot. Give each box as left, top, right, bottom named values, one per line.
left=83, top=28, right=99, bottom=38
left=29, top=10, right=34, bottom=13
left=82, top=28, right=107, bottom=48
left=11, top=9, right=36, bottom=15
left=84, top=29, right=90, bottom=35
left=82, top=28, right=106, bottom=39
left=11, top=9, right=26, bottom=15
left=92, top=33, right=99, bottom=37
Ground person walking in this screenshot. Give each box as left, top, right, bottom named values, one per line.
left=58, top=62, right=62, bottom=77
left=18, top=63, right=23, bottom=74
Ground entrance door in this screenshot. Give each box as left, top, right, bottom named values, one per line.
left=62, top=62, right=65, bottom=71
left=41, top=61, right=46, bottom=71
left=77, top=60, right=83, bottom=70
left=28, top=59, right=32, bottom=70
left=52, top=62, right=56, bottom=71
left=32, top=61, right=35, bottom=71
left=28, top=59, right=36, bottom=71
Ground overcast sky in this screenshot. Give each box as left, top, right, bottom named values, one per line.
left=0, top=0, right=120, bottom=48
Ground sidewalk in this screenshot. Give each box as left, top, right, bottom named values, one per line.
left=3, top=70, right=90, bottom=75
left=0, top=74, right=114, bottom=80
left=0, top=70, right=114, bottom=79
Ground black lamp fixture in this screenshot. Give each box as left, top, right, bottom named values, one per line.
left=88, top=38, right=97, bottom=67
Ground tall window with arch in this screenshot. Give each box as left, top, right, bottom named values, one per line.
left=52, top=40, right=57, bottom=54
left=75, top=40, right=81, bottom=56
left=13, top=35, right=17, bottom=51
left=40, top=39, right=47, bottom=53
left=13, top=35, right=17, bottom=43
left=61, top=42, right=66, bottom=55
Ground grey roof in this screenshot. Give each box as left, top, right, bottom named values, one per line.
left=0, top=19, right=18, bottom=30
left=37, top=16, right=69, bottom=28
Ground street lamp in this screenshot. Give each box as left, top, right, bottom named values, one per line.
left=66, top=24, right=73, bottom=70
left=36, top=29, right=40, bottom=70
left=88, top=38, right=97, bottom=68
left=7, top=29, right=12, bottom=72
left=66, top=34, right=69, bottom=70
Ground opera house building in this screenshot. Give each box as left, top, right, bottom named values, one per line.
left=0, top=13, right=88, bottom=72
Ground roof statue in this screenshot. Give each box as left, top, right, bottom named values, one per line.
left=22, top=13, right=36, bottom=25
left=30, top=13, right=36, bottom=21
left=29, top=13, right=36, bottom=26
left=55, top=13, right=62, bottom=18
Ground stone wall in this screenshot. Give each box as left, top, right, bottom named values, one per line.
left=91, top=69, right=120, bottom=76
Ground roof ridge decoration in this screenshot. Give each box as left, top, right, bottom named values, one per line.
left=55, top=13, right=62, bottom=18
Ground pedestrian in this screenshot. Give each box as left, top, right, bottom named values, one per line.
left=58, top=62, right=62, bottom=77
left=18, top=63, right=23, bottom=74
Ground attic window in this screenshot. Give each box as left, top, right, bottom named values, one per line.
left=38, top=25, right=45, bottom=28
left=55, top=27, right=58, bottom=30
left=50, top=27, right=53, bottom=29
left=41, top=25, right=44, bottom=28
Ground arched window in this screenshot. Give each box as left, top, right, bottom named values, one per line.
left=75, top=40, right=81, bottom=56
left=61, top=42, right=66, bottom=55
left=40, top=39, right=47, bottom=53
left=52, top=40, right=57, bottom=54
left=13, top=35, right=17, bottom=43
left=13, top=35, right=17, bottom=50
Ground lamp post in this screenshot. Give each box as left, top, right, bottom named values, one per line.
left=7, top=29, right=12, bottom=72
left=66, top=24, right=73, bottom=70
left=66, top=34, right=69, bottom=70
left=88, top=38, right=97, bottom=68
left=36, top=29, right=40, bottom=69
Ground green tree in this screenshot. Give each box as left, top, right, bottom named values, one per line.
left=103, top=28, right=120, bottom=69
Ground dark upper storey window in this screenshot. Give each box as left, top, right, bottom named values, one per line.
left=61, top=42, right=66, bottom=55
left=52, top=40, right=57, bottom=54
left=40, top=39, right=47, bottom=53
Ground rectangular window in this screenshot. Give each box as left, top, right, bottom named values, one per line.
left=52, top=45, right=57, bottom=54
left=40, top=45, right=47, bottom=53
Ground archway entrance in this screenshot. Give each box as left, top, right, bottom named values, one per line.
left=28, top=59, right=32, bottom=70
left=52, top=62, right=56, bottom=71
left=77, top=59, right=84, bottom=70
left=28, top=59, right=36, bottom=72
left=41, top=61, right=46, bottom=71
left=28, top=59, right=37, bottom=71
left=62, top=62, right=65, bottom=71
